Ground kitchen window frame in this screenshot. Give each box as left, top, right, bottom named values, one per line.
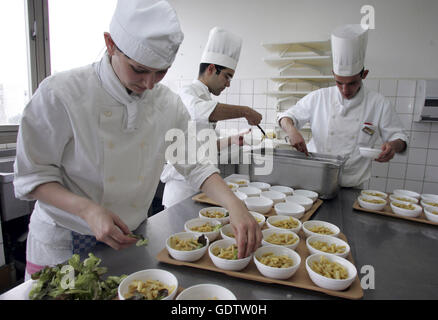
left=0, top=0, right=51, bottom=145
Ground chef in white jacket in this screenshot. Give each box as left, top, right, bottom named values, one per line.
left=161, top=27, right=262, bottom=208
left=14, top=0, right=261, bottom=281
left=278, top=24, right=408, bottom=188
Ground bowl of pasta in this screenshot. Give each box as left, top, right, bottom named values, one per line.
left=176, top=284, right=237, bottom=300
left=248, top=181, right=271, bottom=191
left=393, top=189, right=421, bottom=200
left=294, top=189, right=318, bottom=203
left=285, top=195, right=313, bottom=211
left=254, top=245, right=301, bottom=280
left=249, top=211, right=266, bottom=228
left=424, top=206, right=438, bottom=223
left=389, top=194, right=418, bottom=204
left=305, top=253, right=357, bottom=291
left=390, top=200, right=422, bottom=218
left=261, top=228, right=300, bottom=250
left=199, top=207, right=230, bottom=225
left=269, top=185, right=294, bottom=196
left=357, top=195, right=387, bottom=211
left=302, top=220, right=340, bottom=238
left=208, top=239, right=252, bottom=271
left=421, top=199, right=438, bottom=212
left=166, top=232, right=209, bottom=262
left=225, top=177, right=249, bottom=187
left=219, top=224, right=236, bottom=241
left=306, top=235, right=350, bottom=258
left=118, top=269, right=178, bottom=300
left=274, top=201, right=305, bottom=219
left=266, top=215, right=302, bottom=234
left=360, top=189, right=388, bottom=199
left=184, top=218, right=222, bottom=242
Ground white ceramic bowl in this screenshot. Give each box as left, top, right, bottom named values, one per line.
left=225, top=177, right=249, bottom=187
left=166, top=232, right=209, bottom=262
left=306, top=253, right=357, bottom=291
left=274, top=201, right=305, bottom=219
left=389, top=194, right=419, bottom=204
left=227, top=182, right=239, bottom=191
left=357, top=195, right=387, bottom=211
left=208, top=239, right=252, bottom=271
left=269, top=185, right=294, bottom=196
left=248, top=181, right=271, bottom=191
left=266, top=215, right=302, bottom=234
left=118, top=269, right=178, bottom=300
left=199, top=207, right=230, bottom=225
left=239, top=186, right=262, bottom=197
left=285, top=195, right=313, bottom=211
left=244, top=196, right=273, bottom=214
left=359, top=147, right=381, bottom=159
left=306, top=235, right=350, bottom=258
left=302, top=220, right=340, bottom=238
left=421, top=199, right=438, bottom=212
left=249, top=211, right=266, bottom=227
left=424, top=206, right=438, bottom=223
left=261, top=228, right=300, bottom=250
left=421, top=194, right=438, bottom=202
left=233, top=190, right=248, bottom=202
left=393, top=189, right=421, bottom=200
left=184, top=218, right=222, bottom=242
left=254, top=245, right=301, bottom=280
left=361, top=189, right=388, bottom=199
left=390, top=200, right=422, bottom=218
left=176, top=284, right=237, bottom=300
left=294, top=189, right=318, bottom=202
left=219, top=224, right=236, bottom=241
left=261, top=190, right=286, bottom=204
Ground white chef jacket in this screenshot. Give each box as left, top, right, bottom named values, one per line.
left=161, top=80, right=219, bottom=207
left=278, top=86, right=408, bottom=187
left=14, top=55, right=219, bottom=241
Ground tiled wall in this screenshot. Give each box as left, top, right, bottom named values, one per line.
left=164, top=77, right=438, bottom=194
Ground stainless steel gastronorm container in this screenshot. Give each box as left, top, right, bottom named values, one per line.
left=249, top=148, right=347, bottom=199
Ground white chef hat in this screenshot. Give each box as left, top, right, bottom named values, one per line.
left=109, top=0, right=184, bottom=69
left=200, top=27, right=242, bottom=71
left=331, top=24, right=369, bottom=76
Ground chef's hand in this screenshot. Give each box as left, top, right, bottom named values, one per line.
left=229, top=129, right=251, bottom=146
left=287, top=130, right=309, bottom=156
left=81, top=203, right=137, bottom=250
left=244, top=107, right=262, bottom=126
left=375, top=142, right=396, bottom=162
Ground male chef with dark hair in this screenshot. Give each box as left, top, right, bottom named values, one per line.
left=161, top=27, right=263, bottom=208
left=278, top=24, right=408, bottom=188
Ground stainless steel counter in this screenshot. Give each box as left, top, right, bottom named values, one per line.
left=88, top=187, right=438, bottom=300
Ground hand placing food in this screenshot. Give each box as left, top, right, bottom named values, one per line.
left=375, top=141, right=396, bottom=162
left=287, top=130, right=309, bottom=156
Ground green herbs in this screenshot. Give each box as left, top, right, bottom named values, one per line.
left=128, top=233, right=149, bottom=247
left=29, top=253, right=126, bottom=300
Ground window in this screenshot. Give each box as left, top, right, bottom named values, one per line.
left=48, top=0, right=117, bottom=73
left=0, top=1, right=31, bottom=126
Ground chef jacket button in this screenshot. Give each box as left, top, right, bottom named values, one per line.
left=108, top=141, right=115, bottom=149
left=130, top=203, right=137, bottom=209
left=107, top=176, right=115, bottom=183
left=104, top=111, right=112, bottom=117
left=139, top=176, right=145, bottom=182
left=140, top=141, right=145, bottom=148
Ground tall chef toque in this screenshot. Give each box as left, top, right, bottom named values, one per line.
left=200, top=27, right=242, bottom=71
left=331, top=24, right=368, bottom=76
left=109, top=0, right=184, bottom=69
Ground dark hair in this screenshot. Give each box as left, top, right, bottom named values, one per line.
left=199, top=63, right=226, bottom=77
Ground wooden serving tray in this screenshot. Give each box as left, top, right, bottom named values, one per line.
left=353, top=200, right=438, bottom=226
left=192, top=193, right=323, bottom=222
left=156, top=232, right=363, bottom=300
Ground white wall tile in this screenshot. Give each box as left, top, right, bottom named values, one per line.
left=254, top=79, right=267, bottom=94
left=371, top=162, right=389, bottom=177
left=405, top=164, right=425, bottom=181
left=379, top=79, right=397, bottom=97
left=407, top=148, right=427, bottom=165
left=217, top=93, right=227, bottom=104
left=266, top=109, right=277, bottom=124
left=427, top=149, right=438, bottom=166
left=268, top=80, right=277, bottom=92
left=240, top=94, right=253, bottom=107
left=240, top=79, right=254, bottom=95
left=422, top=182, right=438, bottom=194
left=404, top=180, right=423, bottom=194
left=392, top=150, right=408, bottom=163
left=369, top=177, right=387, bottom=191
left=364, top=79, right=379, bottom=92
left=411, top=120, right=431, bottom=132
left=425, top=166, right=438, bottom=183
left=228, top=79, right=240, bottom=94
left=397, top=80, right=416, bottom=97
left=227, top=94, right=239, bottom=105
left=395, top=97, right=414, bottom=114
left=410, top=131, right=430, bottom=148
left=253, top=94, right=267, bottom=108
left=386, top=178, right=405, bottom=192
left=429, top=132, right=438, bottom=149
left=388, top=163, right=406, bottom=179
left=431, top=123, right=438, bottom=132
